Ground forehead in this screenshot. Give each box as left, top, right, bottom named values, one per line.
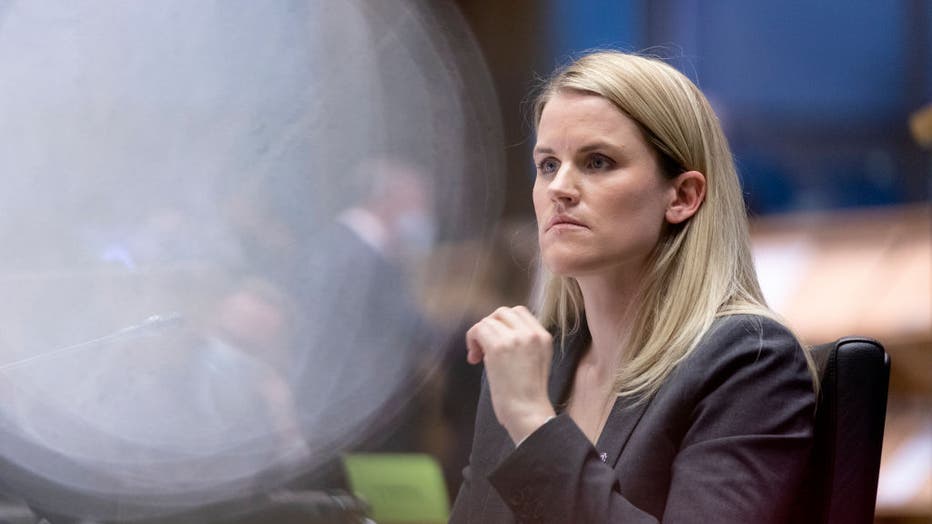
left=535, top=91, right=645, bottom=148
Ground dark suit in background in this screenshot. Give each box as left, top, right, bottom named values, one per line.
left=450, top=314, right=816, bottom=523
left=285, top=219, right=429, bottom=486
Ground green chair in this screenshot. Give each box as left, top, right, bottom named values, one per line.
left=343, top=453, right=449, bottom=524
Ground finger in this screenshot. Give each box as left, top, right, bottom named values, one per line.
left=465, top=324, right=485, bottom=365
left=511, top=305, right=545, bottom=331
left=477, top=316, right=510, bottom=342
left=511, top=306, right=551, bottom=345
left=467, top=316, right=514, bottom=364
left=465, top=317, right=508, bottom=364
left=512, top=306, right=553, bottom=353
left=466, top=347, right=483, bottom=365
left=491, top=306, right=526, bottom=330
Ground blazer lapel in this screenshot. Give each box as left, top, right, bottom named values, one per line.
left=596, top=392, right=654, bottom=467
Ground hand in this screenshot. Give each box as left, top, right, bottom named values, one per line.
left=466, top=306, right=556, bottom=444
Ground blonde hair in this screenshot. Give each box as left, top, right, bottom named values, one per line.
left=532, top=50, right=817, bottom=399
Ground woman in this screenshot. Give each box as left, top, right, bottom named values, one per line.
left=450, top=51, right=818, bottom=523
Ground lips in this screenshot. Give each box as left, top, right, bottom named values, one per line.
left=546, top=214, right=588, bottom=231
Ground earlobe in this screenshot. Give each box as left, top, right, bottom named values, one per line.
left=665, top=170, right=707, bottom=224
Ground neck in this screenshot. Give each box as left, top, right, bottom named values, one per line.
left=575, top=268, right=645, bottom=371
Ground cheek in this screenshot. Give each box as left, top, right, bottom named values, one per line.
left=600, top=185, right=669, bottom=245
left=617, top=195, right=667, bottom=228
left=531, top=180, right=549, bottom=223
left=619, top=175, right=669, bottom=215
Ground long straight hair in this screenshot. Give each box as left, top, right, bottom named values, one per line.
left=532, top=51, right=817, bottom=399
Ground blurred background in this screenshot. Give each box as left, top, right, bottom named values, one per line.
left=0, top=0, right=928, bottom=522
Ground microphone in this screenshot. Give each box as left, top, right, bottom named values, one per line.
left=0, top=313, right=185, bottom=373
left=116, top=312, right=184, bottom=335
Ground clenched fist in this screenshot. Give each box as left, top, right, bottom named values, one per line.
left=466, top=306, right=556, bottom=444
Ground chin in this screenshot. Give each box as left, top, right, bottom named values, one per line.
left=540, top=254, right=591, bottom=278
left=542, top=246, right=632, bottom=279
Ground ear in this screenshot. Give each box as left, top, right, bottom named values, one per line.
left=665, top=170, right=706, bottom=224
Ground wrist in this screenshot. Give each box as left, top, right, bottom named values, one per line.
left=506, top=408, right=556, bottom=445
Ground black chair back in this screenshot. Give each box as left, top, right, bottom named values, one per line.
left=795, top=337, right=890, bottom=524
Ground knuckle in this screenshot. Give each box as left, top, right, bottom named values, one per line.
left=532, top=332, right=552, bottom=347
left=517, top=332, right=535, bottom=346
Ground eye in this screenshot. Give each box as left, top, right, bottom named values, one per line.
left=536, top=157, right=560, bottom=176
left=586, top=154, right=614, bottom=171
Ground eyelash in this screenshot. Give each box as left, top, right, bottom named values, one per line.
left=587, top=154, right=613, bottom=170
left=537, top=158, right=559, bottom=175
left=535, top=154, right=614, bottom=175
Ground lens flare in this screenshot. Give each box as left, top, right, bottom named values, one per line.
left=0, top=1, right=503, bottom=519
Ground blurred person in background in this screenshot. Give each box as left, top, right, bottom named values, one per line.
left=451, top=51, right=819, bottom=523
left=208, top=278, right=304, bottom=449
left=285, top=156, right=438, bottom=485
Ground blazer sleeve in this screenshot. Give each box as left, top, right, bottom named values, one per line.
left=448, top=464, right=472, bottom=522
left=484, top=315, right=816, bottom=523
left=489, top=414, right=656, bottom=523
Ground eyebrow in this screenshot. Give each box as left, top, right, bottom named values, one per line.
left=533, top=141, right=621, bottom=156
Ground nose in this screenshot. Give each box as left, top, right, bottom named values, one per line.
left=547, top=165, right=580, bottom=206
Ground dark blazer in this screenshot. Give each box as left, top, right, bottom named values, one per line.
left=449, top=314, right=816, bottom=523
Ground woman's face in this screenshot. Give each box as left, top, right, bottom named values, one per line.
left=532, top=91, right=674, bottom=278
